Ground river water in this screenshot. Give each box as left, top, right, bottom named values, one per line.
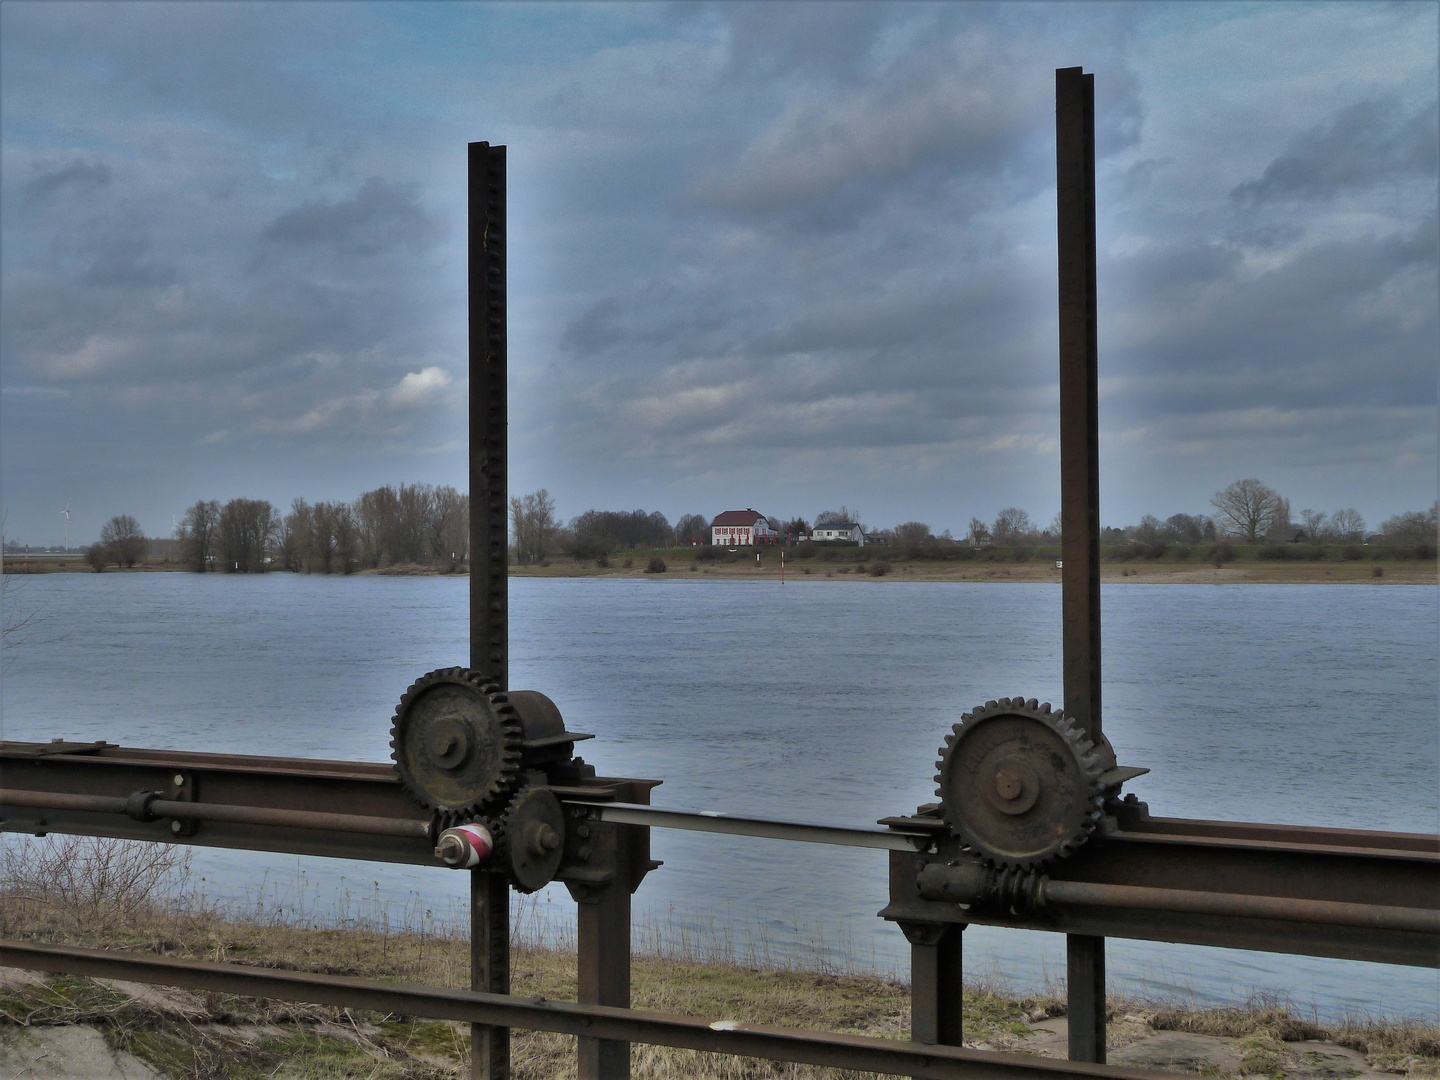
left=1, top=573, right=1436, bottom=1017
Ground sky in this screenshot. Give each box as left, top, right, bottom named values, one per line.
left=2, top=1, right=1435, bottom=546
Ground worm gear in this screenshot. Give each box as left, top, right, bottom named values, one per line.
left=495, top=784, right=565, bottom=894
left=391, top=668, right=523, bottom=817
left=935, top=697, right=1107, bottom=870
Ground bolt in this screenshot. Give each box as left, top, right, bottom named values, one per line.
left=576, top=824, right=590, bottom=839
left=173, top=774, right=185, bottom=787
left=170, top=821, right=183, bottom=834
left=576, top=844, right=591, bottom=861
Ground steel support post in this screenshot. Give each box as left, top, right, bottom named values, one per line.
left=472, top=871, right=511, bottom=1079
left=1055, top=67, right=1106, bottom=1065
left=469, top=139, right=510, bottom=1080
left=900, top=922, right=964, bottom=1050
left=575, top=882, right=633, bottom=1080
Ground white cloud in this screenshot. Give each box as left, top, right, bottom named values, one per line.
left=388, top=366, right=454, bottom=408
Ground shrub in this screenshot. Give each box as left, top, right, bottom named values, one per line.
left=855, top=563, right=867, bottom=574
left=869, top=562, right=891, bottom=577
left=1207, top=543, right=1234, bottom=567
left=645, top=557, right=667, bottom=574
left=623, top=558, right=633, bottom=569
left=1343, top=545, right=1364, bottom=561
left=1144, top=542, right=1168, bottom=560
left=84, top=544, right=107, bottom=572
left=695, top=546, right=724, bottom=562
left=1373, top=566, right=1384, bottom=578
left=1174, top=545, right=1191, bottom=561
left=595, top=554, right=609, bottom=568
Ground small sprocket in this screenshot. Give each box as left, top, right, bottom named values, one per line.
left=935, top=697, right=1106, bottom=869
left=390, top=668, right=523, bottom=817
left=496, top=784, right=565, bottom=894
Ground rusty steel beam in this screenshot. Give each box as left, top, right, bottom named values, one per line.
left=1056, top=63, right=1105, bottom=1066
left=0, top=940, right=1182, bottom=1080
left=0, top=788, right=430, bottom=840
left=470, top=139, right=511, bottom=1080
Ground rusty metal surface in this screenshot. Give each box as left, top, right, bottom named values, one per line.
left=469, top=139, right=511, bottom=1080
left=1057, top=63, right=1105, bottom=1064
left=0, top=940, right=1184, bottom=1080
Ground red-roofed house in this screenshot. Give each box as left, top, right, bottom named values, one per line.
left=710, top=509, right=777, bottom=547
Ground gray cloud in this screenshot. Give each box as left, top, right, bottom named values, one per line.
left=0, top=2, right=1433, bottom=544
left=23, top=158, right=110, bottom=205
left=263, top=178, right=440, bottom=255
left=82, top=236, right=178, bottom=290
left=1232, top=99, right=1438, bottom=205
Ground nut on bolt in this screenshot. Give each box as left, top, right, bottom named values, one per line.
left=435, top=823, right=495, bottom=868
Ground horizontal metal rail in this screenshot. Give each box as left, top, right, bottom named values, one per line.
left=0, top=788, right=431, bottom=840
left=575, top=801, right=930, bottom=851
left=1044, top=880, right=1439, bottom=934
left=0, top=940, right=1173, bottom=1080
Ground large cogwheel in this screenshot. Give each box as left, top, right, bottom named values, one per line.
left=935, top=697, right=1106, bottom=869
left=390, top=668, right=523, bottom=817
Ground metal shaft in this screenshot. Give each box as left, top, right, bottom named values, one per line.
left=469, top=139, right=510, bottom=1080
left=1056, top=65, right=1105, bottom=1065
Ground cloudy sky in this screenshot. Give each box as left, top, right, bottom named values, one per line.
left=2, top=2, right=1435, bottom=545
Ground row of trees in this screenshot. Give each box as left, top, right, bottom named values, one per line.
left=161, top=484, right=469, bottom=573
left=83, top=477, right=1438, bottom=572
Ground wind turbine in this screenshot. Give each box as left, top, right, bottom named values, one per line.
left=59, top=502, right=70, bottom=551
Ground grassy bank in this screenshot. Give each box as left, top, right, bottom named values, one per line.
left=506, top=544, right=1437, bottom=585
left=7, top=542, right=1435, bottom=582
left=2, top=838, right=1436, bottom=1079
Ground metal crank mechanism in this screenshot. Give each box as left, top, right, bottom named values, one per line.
left=917, top=696, right=1148, bottom=909
left=391, top=668, right=593, bottom=893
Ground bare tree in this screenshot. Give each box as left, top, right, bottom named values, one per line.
left=1380, top=504, right=1439, bottom=545
left=1330, top=508, right=1365, bottom=543
left=815, top=506, right=860, bottom=527
left=1210, top=479, right=1282, bottom=542
left=992, top=508, right=1033, bottom=544
left=279, top=499, right=312, bottom=571
left=99, top=515, right=146, bottom=567
left=176, top=500, right=220, bottom=572
left=216, top=498, right=277, bottom=572
left=894, top=521, right=932, bottom=553
left=511, top=489, right=557, bottom=564
left=1162, top=514, right=1207, bottom=544
left=967, top=517, right=991, bottom=547
left=675, top=513, right=710, bottom=545
left=426, top=485, right=468, bottom=571
left=1299, top=509, right=1327, bottom=544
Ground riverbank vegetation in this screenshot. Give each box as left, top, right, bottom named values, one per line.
left=5, top=479, right=1435, bottom=580
left=2, top=836, right=1436, bottom=1079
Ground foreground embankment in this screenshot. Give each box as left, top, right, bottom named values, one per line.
left=2, top=845, right=1435, bottom=1080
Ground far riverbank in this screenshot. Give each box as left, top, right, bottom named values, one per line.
left=5, top=558, right=1434, bottom=584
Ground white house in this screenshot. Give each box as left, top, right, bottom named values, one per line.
left=711, top=509, right=777, bottom=547
left=810, top=523, right=866, bottom=546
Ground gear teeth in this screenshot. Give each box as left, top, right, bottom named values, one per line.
left=390, top=668, right=525, bottom=814
left=936, top=695, right=1110, bottom=871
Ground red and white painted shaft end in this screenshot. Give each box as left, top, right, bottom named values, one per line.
left=435, top=823, right=494, bottom=868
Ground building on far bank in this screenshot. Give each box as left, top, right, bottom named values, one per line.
left=711, top=509, right=777, bottom=546
left=811, top=523, right=866, bottom=546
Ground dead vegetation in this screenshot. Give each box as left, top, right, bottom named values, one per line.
left=1, top=836, right=1436, bottom=1079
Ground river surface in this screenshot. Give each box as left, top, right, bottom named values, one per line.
left=1, top=573, right=1436, bottom=1018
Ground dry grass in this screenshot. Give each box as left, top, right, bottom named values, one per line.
left=2, top=836, right=1437, bottom=1079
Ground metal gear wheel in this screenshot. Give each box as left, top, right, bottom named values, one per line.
left=935, top=697, right=1106, bottom=870
left=390, top=668, right=523, bottom=816
left=496, top=784, right=566, bottom=894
